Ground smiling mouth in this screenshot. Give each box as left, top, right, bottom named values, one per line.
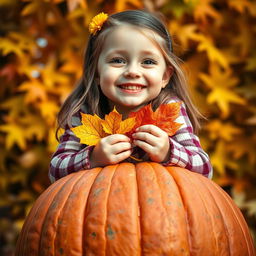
left=118, top=83, right=146, bottom=91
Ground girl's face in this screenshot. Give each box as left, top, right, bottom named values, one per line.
left=97, top=25, right=172, bottom=117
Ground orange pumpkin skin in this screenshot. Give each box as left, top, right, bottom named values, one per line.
left=15, top=163, right=255, bottom=256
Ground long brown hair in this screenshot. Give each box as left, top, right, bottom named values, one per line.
left=56, top=9, right=202, bottom=139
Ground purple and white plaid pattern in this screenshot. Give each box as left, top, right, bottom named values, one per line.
left=49, top=98, right=213, bottom=182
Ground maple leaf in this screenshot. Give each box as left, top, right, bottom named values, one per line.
left=210, top=140, right=239, bottom=175
left=101, top=108, right=136, bottom=135
left=71, top=108, right=136, bottom=146
left=40, top=57, right=70, bottom=88
left=190, top=33, right=228, bottom=69
left=37, top=100, right=60, bottom=125
left=199, top=64, right=246, bottom=118
left=205, top=119, right=242, bottom=141
left=18, top=79, right=47, bottom=104
left=129, top=102, right=182, bottom=137
left=169, top=21, right=197, bottom=49
left=71, top=114, right=107, bottom=146
left=0, top=32, right=35, bottom=58
left=193, top=0, right=221, bottom=24
left=0, top=123, right=27, bottom=150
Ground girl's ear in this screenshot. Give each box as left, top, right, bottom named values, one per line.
left=162, top=65, right=173, bottom=88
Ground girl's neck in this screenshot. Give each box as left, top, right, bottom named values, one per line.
left=109, top=103, right=144, bottom=119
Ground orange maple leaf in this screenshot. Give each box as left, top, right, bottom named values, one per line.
left=128, top=102, right=183, bottom=137
left=101, top=107, right=136, bottom=135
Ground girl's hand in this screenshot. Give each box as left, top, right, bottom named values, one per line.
left=90, top=134, right=132, bottom=168
left=132, top=125, right=170, bottom=163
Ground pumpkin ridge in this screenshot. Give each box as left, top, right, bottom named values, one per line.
left=150, top=163, right=173, bottom=252
left=105, top=163, right=141, bottom=255
left=83, top=165, right=117, bottom=255
left=55, top=169, right=101, bottom=255
left=39, top=171, right=85, bottom=255
left=134, top=163, right=142, bottom=256
left=203, top=176, right=255, bottom=255
left=29, top=177, right=67, bottom=256
left=166, top=167, right=222, bottom=253
left=166, top=167, right=192, bottom=251
left=188, top=172, right=230, bottom=254
left=17, top=178, right=64, bottom=256
left=105, top=164, right=119, bottom=255
left=81, top=168, right=102, bottom=255
left=137, top=162, right=182, bottom=254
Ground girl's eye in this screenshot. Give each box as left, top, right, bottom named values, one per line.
left=109, top=58, right=125, bottom=64
left=142, top=59, right=157, bottom=65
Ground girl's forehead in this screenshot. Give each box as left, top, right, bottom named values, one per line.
left=106, top=25, right=160, bottom=40
left=101, top=25, right=165, bottom=52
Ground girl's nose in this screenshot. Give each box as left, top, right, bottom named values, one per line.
left=123, top=64, right=140, bottom=78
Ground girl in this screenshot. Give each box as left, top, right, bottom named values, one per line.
left=49, top=10, right=212, bottom=182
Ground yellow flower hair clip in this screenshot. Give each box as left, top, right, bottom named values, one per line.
left=89, top=12, right=108, bottom=35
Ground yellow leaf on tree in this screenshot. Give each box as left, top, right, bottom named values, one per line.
left=211, top=141, right=239, bottom=175
left=0, top=123, right=27, bottom=150
left=18, top=79, right=47, bottom=104
left=190, top=33, right=228, bottom=69
left=193, top=0, right=221, bottom=24
left=199, top=64, right=246, bottom=118
left=205, top=119, right=242, bottom=141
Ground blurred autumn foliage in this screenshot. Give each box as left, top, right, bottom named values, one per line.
left=0, top=0, right=255, bottom=254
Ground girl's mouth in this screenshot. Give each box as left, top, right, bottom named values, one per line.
left=118, top=83, right=146, bottom=93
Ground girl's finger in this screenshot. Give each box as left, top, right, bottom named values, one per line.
left=133, top=139, right=154, bottom=153
left=135, top=125, right=163, bottom=137
left=105, top=134, right=131, bottom=145
left=113, top=149, right=133, bottom=163
left=132, top=132, right=157, bottom=146
left=112, top=142, right=132, bottom=154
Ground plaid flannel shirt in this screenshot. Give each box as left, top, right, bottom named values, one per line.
left=49, top=98, right=213, bottom=182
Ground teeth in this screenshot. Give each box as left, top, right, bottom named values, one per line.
left=120, top=85, right=143, bottom=90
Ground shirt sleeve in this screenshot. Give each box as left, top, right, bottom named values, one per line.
left=162, top=101, right=213, bottom=179
left=48, top=128, right=93, bottom=183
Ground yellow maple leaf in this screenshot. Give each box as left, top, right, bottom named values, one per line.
left=37, top=100, right=60, bottom=125
left=210, top=141, right=239, bottom=175
left=199, top=64, right=246, bottom=117
left=190, top=33, right=228, bottom=69
left=205, top=119, right=242, bottom=141
left=194, top=0, right=221, bottom=24
left=18, top=79, right=47, bottom=104
left=71, top=114, right=107, bottom=146
left=41, top=57, right=70, bottom=88
left=168, top=21, right=197, bottom=49
left=0, top=123, right=27, bottom=150
left=0, top=32, right=35, bottom=58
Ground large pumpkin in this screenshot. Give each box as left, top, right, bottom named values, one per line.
left=15, top=163, right=255, bottom=255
